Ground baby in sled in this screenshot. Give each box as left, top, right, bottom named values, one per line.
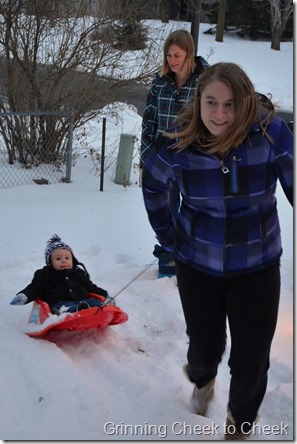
left=10, top=234, right=113, bottom=315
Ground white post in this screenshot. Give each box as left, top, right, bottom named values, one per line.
left=114, top=133, right=135, bottom=185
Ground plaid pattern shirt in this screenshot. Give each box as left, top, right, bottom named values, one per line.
left=140, top=56, right=208, bottom=167
left=142, top=116, right=293, bottom=277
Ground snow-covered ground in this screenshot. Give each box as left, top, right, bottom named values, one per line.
left=0, top=20, right=293, bottom=441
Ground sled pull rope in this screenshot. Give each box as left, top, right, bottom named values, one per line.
left=102, top=259, right=158, bottom=306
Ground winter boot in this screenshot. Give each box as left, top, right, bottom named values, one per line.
left=77, top=301, right=90, bottom=311
left=153, top=244, right=176, bottom=278
left=224, top=409, right=258, bottom=440
left=158, top=261, right=175, bottom=278
left=190, top=378, right=215, bottom=416
left=183, top=363, right=215, bottom=416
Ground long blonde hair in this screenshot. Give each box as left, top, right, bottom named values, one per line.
left=160, top=30, right=195, bottom=79
left=165, top=62, right=275, bottom=155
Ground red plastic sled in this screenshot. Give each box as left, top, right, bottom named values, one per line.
left=24, top=293, right=128, bottom=338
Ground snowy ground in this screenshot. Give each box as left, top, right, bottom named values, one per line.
left=0, top=20, right=293, bottom=442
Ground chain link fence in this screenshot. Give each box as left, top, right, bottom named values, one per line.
left=0, top=111, right=73, bottom=188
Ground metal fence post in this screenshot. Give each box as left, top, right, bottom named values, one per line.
left=100, top=117, right=106, bottom=191
left=65, top=112, right=74, bottom=183
left=114, top=133, right=135, bottom=185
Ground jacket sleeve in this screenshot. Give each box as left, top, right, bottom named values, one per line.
left=140, top=77, right=159, bottom=168
left=274, top=118, right=293, bottom=205
left=88, top=282, right=108, bottom=298
left=195, top=55, right=209, bottom=74
left=82, top=271, right=108, bottom=297
left=142, top=134, right=176, bottom=252
left=17, top=269, right=46, bottom=303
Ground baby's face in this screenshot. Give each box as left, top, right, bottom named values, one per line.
left=51, top=248, right=73, bottom=270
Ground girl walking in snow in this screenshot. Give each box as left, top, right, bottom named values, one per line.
left=140, top=29, right=208, bottom=278
left=11, top=234, right=111, bottom=314
left=142, top=62, right=293, bottom=439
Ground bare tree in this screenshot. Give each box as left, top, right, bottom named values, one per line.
left=0, top=0, right=170, bottom=166
left=215, top=0, right=227, bottom=42
left=253, top=0, right=293, bottom=50
left=190, top=0, right=202, bottom=54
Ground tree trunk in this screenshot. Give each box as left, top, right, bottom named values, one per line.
left=271, top=25, right=282, bottom=50
left=269, top=0, right=293, bottom=50
left=216, top=0, right=227, bottom=42
left=190, top=0, right=202, bottom=55
left=160, top=0, right=170, bottom=22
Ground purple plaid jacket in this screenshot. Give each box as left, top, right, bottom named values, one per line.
left=142, top=116, right=293, bottom=277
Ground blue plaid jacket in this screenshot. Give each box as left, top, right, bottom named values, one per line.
left=142, top=116, right=293, bottom=277
left=140, top=56, right=208, bottom=167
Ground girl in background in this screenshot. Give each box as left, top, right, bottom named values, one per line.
left=141, top=29, right=208, bottom=277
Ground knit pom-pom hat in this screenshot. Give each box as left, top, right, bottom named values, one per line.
left=45, top=234, right=74, bottom=266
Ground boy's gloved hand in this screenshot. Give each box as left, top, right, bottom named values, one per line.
left=10, top=293, right=28, bottom=305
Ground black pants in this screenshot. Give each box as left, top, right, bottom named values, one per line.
left=175, top=260, right=280, bottom=430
